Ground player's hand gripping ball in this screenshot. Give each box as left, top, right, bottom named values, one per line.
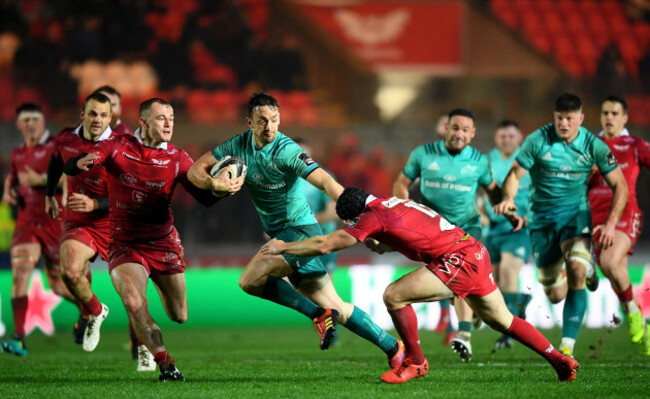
left=210, top=155, right=247, bottom=197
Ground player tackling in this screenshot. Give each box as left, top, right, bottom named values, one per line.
left=262, top=187, right=579, bottom=384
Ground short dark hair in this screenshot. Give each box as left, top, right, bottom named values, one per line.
left=139, top=98, right=170, bottom=117
left=16, top=102, right=43, bottom=116
left=497, top=119, right=519, bottom=130
left=448, top=108, right=475, bottom=123
left=248, top=92, right=279, bottom=116
left=554, top=93, right=582, bottom=112
left=601, top=95, right=628, bottom=114
left=82, top=92, right=111, bottom=112
left=336, top=187, right=370, bottom=220
left=94, top=85, right=121, bottom=100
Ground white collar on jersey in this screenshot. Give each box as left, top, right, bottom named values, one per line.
left=598, top=128, right=629, bottom=137
left=365, top=195, right=377, bottom=206
left=73, top=123, right=112, bottom=141
left=133, top=127, right=168, bottom=150
left=37, top=129, right=51, bottom=144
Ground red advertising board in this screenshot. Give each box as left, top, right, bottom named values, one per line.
left=295, top=1, right=464, bottom=72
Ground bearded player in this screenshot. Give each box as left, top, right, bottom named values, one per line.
left=588, top=95, right=650, bottom=354
left=63, top=98, right=229, bottom=381
left=262, top=187, right=579, bottom=384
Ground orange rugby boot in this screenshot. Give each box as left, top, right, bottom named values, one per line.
left=381, top=358, right=429, bottom=384
left=313, top=308, right=338, bottom=350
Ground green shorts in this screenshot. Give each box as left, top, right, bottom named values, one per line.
left=271, top=224, right=328, bottom=287
left=530, top=210, right=591, bottom=269
left=485, top=228, right=531, bottom=264
left=461, top=225, right=483, bottom=242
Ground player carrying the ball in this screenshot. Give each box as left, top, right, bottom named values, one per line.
left=188, top=92, right=406, bottom=368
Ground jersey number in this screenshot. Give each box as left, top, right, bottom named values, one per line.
left=384, top=197, right=456, bottom=231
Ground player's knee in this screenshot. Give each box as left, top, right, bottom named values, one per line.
left=382, top=283, right=400, bottom=309
left=238, top=275, right=257, bottom=295
left=170, top=311, right=187, bottom=324
left=62, top=267, right=83, bottom=284
left=122, top=294, right=145, bottom=316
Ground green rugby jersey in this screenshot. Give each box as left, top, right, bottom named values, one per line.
left=212, top=130, right=319, bottom=233
left=402, top=140, right=492, bottom=229
left=485, top=148, right=531, bottom=235
left=516, top=123, right=617, bottom=228
left=300, top=176, right=337, bottom=235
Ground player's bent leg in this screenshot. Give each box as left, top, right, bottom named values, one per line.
left=239, top=251, right=294, bottom=296
left=539, top=259, right=568, bottom=304
left=384, top=267, right=454, bottom=368
left=60, top=239, right=96, bottom=303
left=151, top=273, right=188, bottom=324
left=242, top=251, right=324, bottom=325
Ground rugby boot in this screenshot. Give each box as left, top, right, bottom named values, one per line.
left=313, top=308, right=338, bottom=350
left=381, top=358, right=429, bottom=384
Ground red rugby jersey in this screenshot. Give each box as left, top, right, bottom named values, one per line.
left=588, top=131, right=650, bottom=215
left=90, top=131, right=211, bottom=242
left=53, top=125, right=115, bottom=228
left=343, top=196, right=476, bottom=264
left=10, top=131, right=61, bottom=225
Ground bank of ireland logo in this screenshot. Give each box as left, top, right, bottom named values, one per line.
left=443, top=174, right=456, bottom=182
left=252, top=173, right=263, bottom=181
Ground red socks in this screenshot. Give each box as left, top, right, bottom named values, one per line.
left=388, top=305, right=425, bottom=364
left=154, top=351, right=174, bottom=367
left=83, top=294, right=102, bottom=317
left=506, top=316, right=561, bottom=363
left=613, top=285, right=633, bottom=304
left=11, top=296, right=28, bottom=337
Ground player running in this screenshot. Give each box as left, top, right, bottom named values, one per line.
left=494, top=93, right=628, bottom=358
left=1, top=103, right=77, bottom=356
left=261, top=187, right=579, bottom=384
left=188, top=92, right=405, bottom=368
left=483, top=120, right=533, bottom=349
left=393, top=108, right=501, bottom=361
left=94, top=85, right=133, bottom=136
left=588, top=95, right=650, bottom=354
left=62, top=98, right=226, bottom=381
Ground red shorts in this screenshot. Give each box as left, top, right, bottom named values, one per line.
left=62, top=223, right=110, bottom=262
left=12, top=220, right=62, bottom=268
left=427, top=243, right=497, bottom=298
left=107, top=228, right=185, bottom=277
left=593, top=206, right=643, bottom=258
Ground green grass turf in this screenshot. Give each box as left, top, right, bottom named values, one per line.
left=1, top=325, right=648, bottom=398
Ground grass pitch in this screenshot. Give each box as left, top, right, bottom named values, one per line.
left=2, top=325, right=648, bottom=398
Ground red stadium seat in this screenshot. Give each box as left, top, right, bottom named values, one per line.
left=626, top=96, right=650, bottom=126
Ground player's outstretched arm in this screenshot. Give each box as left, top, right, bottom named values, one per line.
left=262, top=230, right=358, bottom=257
left=494, top=160, right=527, bottom=215
left=594, top=167, right=629, bottom=249
left=392, top=172, right=412, bottom=200
left=306, top=168, right=344, bottom=202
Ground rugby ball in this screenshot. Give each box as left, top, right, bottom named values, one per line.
left=210, top=156, right=247, bottom=197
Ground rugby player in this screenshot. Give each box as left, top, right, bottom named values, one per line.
left=261, top=187, right=579, bottom=384
left=588, top=95, right=650, bottom=354
left=1, top=103, right=75, bottom=356
left=188, top=92, right=405, bottom=368
left=63, top=98, right=226, bottom=381
left=495, top=93, right=628, bottom=357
